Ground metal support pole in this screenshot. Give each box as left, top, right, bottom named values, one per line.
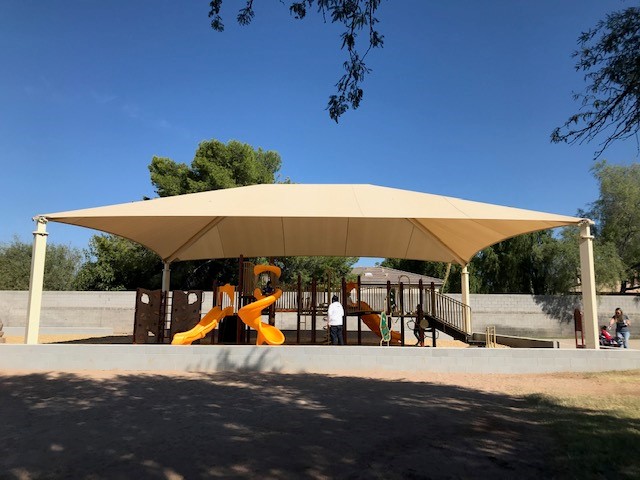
left=311, top=278, right=317, bottom=343
left=399, top=282, right=405, bottom=346
left=341, top=277, right=347, bottom=345
left=297, top=274, right=302, bottom=344
left=357, top=275, right=362, bottom=345
left=25, top=217, right=49, bottom=345
left=430, top=282, right=437, bottom=348
left=161, top=262, right=171, bottom=293
left=417, top=279, right=425, bottom=347
left=579, top=221, right=599, bottom=349
left=461, top=265, right=471, bottom=334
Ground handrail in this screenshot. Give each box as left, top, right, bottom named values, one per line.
left=424, top=289, right=469, bottom=334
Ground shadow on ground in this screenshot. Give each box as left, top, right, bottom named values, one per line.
left=0, top=370, right=615, bottom=480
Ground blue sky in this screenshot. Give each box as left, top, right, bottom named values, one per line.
left=1, top=1, right=637, bottom=266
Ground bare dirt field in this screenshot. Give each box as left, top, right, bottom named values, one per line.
left=1, top=336, right=639, bottom=479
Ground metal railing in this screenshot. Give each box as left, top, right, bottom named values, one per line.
left=221, top=282, right=470, bottom=336
left=424, top=289, right=469, bottom=334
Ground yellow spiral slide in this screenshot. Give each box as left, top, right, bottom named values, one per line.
left=238, top=265, right=285, bottom=345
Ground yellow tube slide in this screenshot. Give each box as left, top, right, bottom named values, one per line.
left=171, top=305, right=234, bottom=345
left=238, top=290, right=285, bottom=345
left=236, top=264, right=285, bottom=345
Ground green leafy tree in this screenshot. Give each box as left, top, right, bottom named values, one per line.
left=552, top=7, right=640, bottom=158
left=0, top=237, right=82, bottom=290
left=380, top=258, right=467, bottom=293
left=208, top=0, right=384, bottom=122
left=580, top=161, right=640, bottom=291
left=83, top=138, right=356, bottom=290
left=149, top=139, right=283, bottom=196
left=383, top=228, right=625, bottom=295
left=74, top=235, right=163, bottom=291
left=81, top=139, right=283, bottom=290
left=271, top=256, right=359, bottom=287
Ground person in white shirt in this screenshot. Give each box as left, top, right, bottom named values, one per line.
left=327, top=295, right=345, bottom=345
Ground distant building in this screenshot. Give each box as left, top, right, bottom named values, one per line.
left=351, top=266, right=443, bottom=289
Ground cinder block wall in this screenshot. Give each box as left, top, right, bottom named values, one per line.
left=449, top=293, right=638, bottom=337
left=1, top=291, right=637, bottom=338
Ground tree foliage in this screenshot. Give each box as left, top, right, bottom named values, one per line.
left=83, top=138, right=356, bottom=290
left=382, top=227, right=625, bottom=295
left=580, top=160, right=640, bottom=291
left=272, top=256, right=358, bottom=287
left=149, top=139, right=283, bottom=196
left=552, top=7, right=640, bottom=158
left=208, top=0, right=384, bottom=122
left=74, top=235, right=163, bottom=291
left=0, top=237, right=81, bottom=291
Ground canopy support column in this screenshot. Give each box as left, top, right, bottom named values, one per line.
left=461, top=265, right=471, bottom=334
left=579, top=221, right=599, bottom=349
left=161, top=262, right=171, bottom=293
left=25, top=217, right=49, bottom=345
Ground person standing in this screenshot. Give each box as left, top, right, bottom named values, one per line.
left=609, top=307, right=631, bottom=348
left=327, top=295, right=345, bottom=345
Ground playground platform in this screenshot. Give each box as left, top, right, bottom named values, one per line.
left=2, top=344, right=639, bottom=375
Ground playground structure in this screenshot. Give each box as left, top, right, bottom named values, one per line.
left=159, top=265, right=286, bottom=346
left=134, top=258, right=473, bottom=347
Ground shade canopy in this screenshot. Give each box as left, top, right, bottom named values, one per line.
left=41, top=184, right=585, bottom=265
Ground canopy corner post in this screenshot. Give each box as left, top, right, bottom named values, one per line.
left=579, top=220, right=599, bottom=349
left=461, top=265, right=471, bottom=334
left=25, top=217, right=49, bottom=345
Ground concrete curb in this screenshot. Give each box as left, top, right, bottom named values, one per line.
left=1, top=344, right=639, bottom=375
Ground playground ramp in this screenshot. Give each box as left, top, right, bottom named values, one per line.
left=238, top=289, right=285, bottom=346
left=171, top=305, right=234, bottom=345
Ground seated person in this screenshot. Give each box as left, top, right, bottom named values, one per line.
left=599, top=325, right=620, bottom=346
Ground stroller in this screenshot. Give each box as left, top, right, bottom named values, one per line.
left=599, top=326, right=622, bottom=348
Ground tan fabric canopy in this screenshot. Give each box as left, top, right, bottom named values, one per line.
left=41, top=184, right=584, bottom=265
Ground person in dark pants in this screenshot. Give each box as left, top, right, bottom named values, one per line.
left=609, top=307, right=631, bottom=348
left=327, top=295, right=344, bottom=345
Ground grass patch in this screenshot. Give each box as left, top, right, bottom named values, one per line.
left=526, top=371, right=640, bottom=479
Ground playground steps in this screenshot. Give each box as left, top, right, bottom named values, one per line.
left=424, top=313, right=470, bottom=343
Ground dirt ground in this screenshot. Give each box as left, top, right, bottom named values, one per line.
left=2, top=334, right=639, bottom=479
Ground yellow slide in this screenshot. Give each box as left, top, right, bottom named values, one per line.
left=237, top=265, right=285, bottom=345
left=171, top=305, right=234, bottom=345
left=346, top=281, right=402, bottom=344
left=359, top=301, right=402, bottom=345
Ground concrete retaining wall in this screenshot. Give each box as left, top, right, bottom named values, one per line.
left=2, top=344, right=640, bottom=374
left=1, top=291, right=638, bottom=338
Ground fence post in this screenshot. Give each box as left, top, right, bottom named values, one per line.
left=311, top=278, right=317, bottom=344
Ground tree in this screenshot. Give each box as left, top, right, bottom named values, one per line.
left=551, top=7, right=640, bottom=158
left=580, top=160, right=640, bottom=291
left=0, top=237, right=82, bottom=291
left=208, top=0, right=384, bottom=122
left=84, top=138, right=357, bottom=290
left=382, top=228, right=625, bottom=295
left=273, top=256, right=358, bottom=287
left=149, top=139, right=284, bottom=196
left=74, top=235, right=163, bottom=291
left=80, top=139, right=284, bottom=291
left=380, top=258, right=467, bottom=293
